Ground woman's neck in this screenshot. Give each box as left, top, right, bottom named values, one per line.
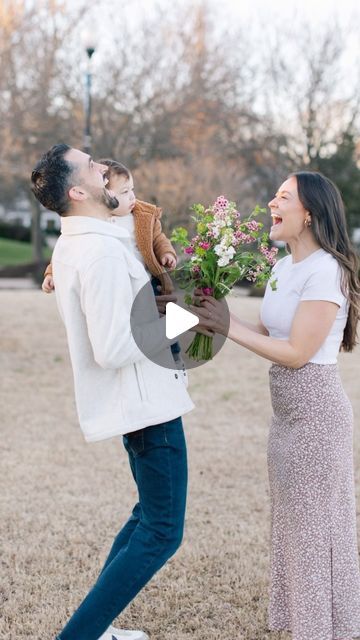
left=288, top=236, right=322, bottom=263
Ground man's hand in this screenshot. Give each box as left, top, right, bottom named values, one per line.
left=42, top=275, right=55, bottom=293
left=161, top=253, right=177, bottom=270
left=155, top=292, right=178, bottom=316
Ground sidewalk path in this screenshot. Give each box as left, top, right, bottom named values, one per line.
left=0, top=278, right=38, bottom=289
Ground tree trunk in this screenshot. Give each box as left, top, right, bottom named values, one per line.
left=28, top=192, right=44, bottom=283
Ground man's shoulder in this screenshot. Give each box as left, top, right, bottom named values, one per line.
left=53, top=232, right=127, bottom=271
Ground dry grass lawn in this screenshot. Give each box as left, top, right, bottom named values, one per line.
left=1, top=290, right=360, bottom=640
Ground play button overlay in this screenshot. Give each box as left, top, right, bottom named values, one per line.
left=130, top=271, right=230, bottom=371
left=165, top=302, right=199, bottom=339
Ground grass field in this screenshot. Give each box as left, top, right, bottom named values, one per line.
left=1, top=290, right=360, bottom=640
left=0, top=237, right=52, bottom=266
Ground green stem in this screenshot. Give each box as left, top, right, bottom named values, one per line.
left=186, top=333, right=214, bottom=361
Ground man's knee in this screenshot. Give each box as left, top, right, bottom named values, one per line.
left=166, top=527, right=184, bottom=557
left=153, top=524, right=184, bottom=560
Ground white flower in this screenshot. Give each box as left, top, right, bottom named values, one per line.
left=214, top=243, right=236, bottom=267
left=209, top=224, right=221, bottom=238
left=217, top=255, right=231, bottom=267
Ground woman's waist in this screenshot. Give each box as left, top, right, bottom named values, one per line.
left=269, top=361, right=348, bottom=406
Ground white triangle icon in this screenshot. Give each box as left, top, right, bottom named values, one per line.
left=166, top=302, right=199, bottom=339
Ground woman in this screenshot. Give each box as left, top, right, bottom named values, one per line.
left=191, top=172, right=360, bottom=640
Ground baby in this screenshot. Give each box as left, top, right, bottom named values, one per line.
left=42, top=159, right=177, bottom=295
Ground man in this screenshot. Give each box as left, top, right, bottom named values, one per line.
left=31, top=144, right=194, bottom=640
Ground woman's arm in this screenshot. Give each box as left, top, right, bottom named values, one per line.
left=233, top=315, right=269, bottom=336
left=191, top=298, right=340, bottom=368
left=193, top=289, right=268, bottom=336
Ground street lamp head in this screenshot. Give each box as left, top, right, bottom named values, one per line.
left=81, top=29, right=96, bottom=59
left=86, top=46, right=95, bottom=59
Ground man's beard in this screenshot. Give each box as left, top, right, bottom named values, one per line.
left=100, top=187, right=119, bottom=210
left=87, top=184, right=119, bottom=210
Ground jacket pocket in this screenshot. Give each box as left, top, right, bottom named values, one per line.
left=134, top=363, right=148, bottom=401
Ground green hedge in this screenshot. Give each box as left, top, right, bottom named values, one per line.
left=0, top=220, right=32, bottom=243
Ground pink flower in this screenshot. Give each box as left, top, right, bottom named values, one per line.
left=199, top=241, right=211, bottom=250
left=214, top=195, right=229, bottom=209
left=246, top=220, right=261, bottom=231
left=202, top=287, right=214, bottom=295
left=184, top=246, right=194, bottom=255
left=233, top=230, right=253, bottom=245
left=246, top=270, right=257, bottom=283
left=259, top=244, right=278, bottom=266
left=213, top=195, right=230, bottom=217
left=191, top=265, right=201, bottom=278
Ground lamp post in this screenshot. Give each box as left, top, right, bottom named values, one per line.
left=81, top=30, right=96, bottom=155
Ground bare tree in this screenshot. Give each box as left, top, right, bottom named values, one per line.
left=0, top=0, right=88, bottom=273
left=263, top=16, right=360, bottom=167
left=1, top=0, right=359, bottom=262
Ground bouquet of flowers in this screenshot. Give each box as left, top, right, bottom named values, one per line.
left=171, top=196, right=278, bottom=361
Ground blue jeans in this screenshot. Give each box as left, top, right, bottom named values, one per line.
left=56, top=417, right=187, bottom=640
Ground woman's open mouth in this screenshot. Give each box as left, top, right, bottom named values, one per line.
left=271, top=214, right=283, bottom=226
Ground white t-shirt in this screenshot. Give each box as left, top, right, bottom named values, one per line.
left=260, top=248, right=348, bottom=364
left=109, top=214, right=146, bottom=267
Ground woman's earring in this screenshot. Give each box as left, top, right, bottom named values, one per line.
left=305, top=217, right=312, bottom=227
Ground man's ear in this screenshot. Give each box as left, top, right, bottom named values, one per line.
left=69, top=186, right=87, bottom=202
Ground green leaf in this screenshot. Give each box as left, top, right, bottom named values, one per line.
left=171, top=227, right=189, bottom=246
left=191, top=203, right=206, bottom=216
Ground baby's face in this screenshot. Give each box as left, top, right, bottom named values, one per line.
left=110, top=174, right=136, bottom=217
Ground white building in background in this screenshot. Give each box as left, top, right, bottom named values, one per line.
left=352, top=228, right=360, bottom=246
left=0, top=198, right=60, bottom=232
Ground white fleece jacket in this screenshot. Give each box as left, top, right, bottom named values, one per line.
left=52, top=215, right=194, bottom=442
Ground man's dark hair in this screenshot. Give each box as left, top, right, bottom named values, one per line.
left=31, top=143, right=74, bottom=215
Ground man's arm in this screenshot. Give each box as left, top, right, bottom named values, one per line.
left=42, top=261, right=55, bottom=293
left=44, top=262, right=53, bottom=278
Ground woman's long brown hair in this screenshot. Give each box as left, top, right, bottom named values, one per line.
left=291, top=171, right=360, bottom=352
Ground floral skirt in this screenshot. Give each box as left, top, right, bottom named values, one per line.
left=268, top=363, right=360, bottom=640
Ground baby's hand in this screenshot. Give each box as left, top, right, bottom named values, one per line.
left=42, top=275, right=55, bottom=293
left=161, top=253, right=177, bottom=269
